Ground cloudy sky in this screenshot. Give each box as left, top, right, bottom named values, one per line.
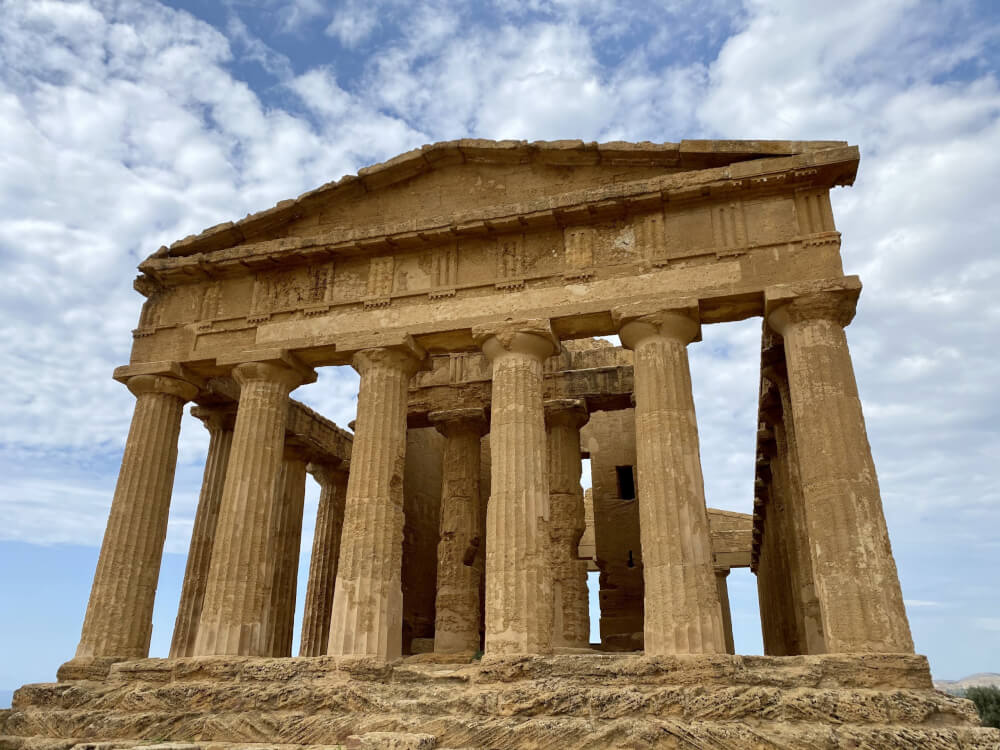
left=1, top=0, right=998, bottom=699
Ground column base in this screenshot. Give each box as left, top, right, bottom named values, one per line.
left=56, top=656, right=123, bottom=681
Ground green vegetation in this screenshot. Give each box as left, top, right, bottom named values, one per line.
left=964, top=685, right=1000, bottom=729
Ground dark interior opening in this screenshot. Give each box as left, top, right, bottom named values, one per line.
left=616, top=465, right=636, bottom=500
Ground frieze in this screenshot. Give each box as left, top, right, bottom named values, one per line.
left=129, top=199, right=835, bottom=341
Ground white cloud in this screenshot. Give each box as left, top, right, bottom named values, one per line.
left=325, top=1, right=379, bottom=47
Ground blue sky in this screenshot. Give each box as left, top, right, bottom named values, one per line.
left=1, top=0, right=999, bottom=701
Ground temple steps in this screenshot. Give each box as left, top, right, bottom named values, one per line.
left=3, top=654, right=998, bottom=750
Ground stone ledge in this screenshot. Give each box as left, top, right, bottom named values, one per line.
left=52, top=653, right=936, bottom=689
left=10, top=655, right=996, bottom=750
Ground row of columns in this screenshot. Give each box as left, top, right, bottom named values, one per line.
left=759, top=283, right=912, bottom=654
left=168, top=405, right=349, bottom=659
left=73, top=279, right=912, bottom=664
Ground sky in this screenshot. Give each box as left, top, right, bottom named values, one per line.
left=1, top=0, right=999, bottom=700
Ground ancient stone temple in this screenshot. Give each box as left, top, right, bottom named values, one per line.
left=3, top=140, right=997, bottom=749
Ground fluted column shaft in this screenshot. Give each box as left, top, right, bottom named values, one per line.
left=768, top=282, right=913, bottom=653
left=763, top=350, right=826, bottom=654
left=327, top=345, right=425, bottom=660
left=169, top=405, right=236, bottom=658
left=299, top=461, right=349, bottom=657
left=715, top=569, right=735, bottom=655
left=264, top=448, right=307, bottom=657
left=545, top=399, right=591, bottom=649
left=615, top=304, right=725, bottom=655
left=76, top=374, right=198, bottom=659
left=756, top=460, right=800, bottom=655
left=430, top=409, right=488, bottom=654
left=194, top=361, right=309, bottom=656
left=473, top=320, right=558, bottom=655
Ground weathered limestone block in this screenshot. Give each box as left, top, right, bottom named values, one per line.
left=614, top=302, right=725, bottom=655
left=299, top=460, right=349, bottom=657
left=473, top=319, right=559, bottom=655
left=75, top=373, right=198, bottom=660
left=766, top=278, right=913, bottom=654
left=7, top=654, right=998, bottom=750
left=545, top=398, right=591, bottom=650
left=328, top=342, right=426, bottom=660
left=194, top=356, right=314, bottom=656
left=264, top=446, right=308, bottom=657
left=429, top=408, right=488, bottom=655
left=762, top=342, right=826, bottom=654
left=169, top=404, right=236, bottom=658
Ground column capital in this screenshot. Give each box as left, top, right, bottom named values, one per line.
left=220, top=349, right=316, bottom=389
left=190, top=403, right=237, bottom=433
left=714, top=566, right=731, bottom=578
left=308, top=459, right=349, bottom=486
left=765, top=276, right=861, bottom=335
left=125, top=374, right=199, bottom=402
left=544, top=398, right=589, bottom=429
left=471, top=318, right=559, bottom=363
left=352, top=338, right=427, bottom=377
left=612, top=299, right=701, bottom=349
left=114, top=360, right=204, bottom=391
left=429, top=407, right=489, bottom=438
left=282, top=441, right=311, bottom=463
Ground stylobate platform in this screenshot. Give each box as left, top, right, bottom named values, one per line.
left=1, top=653, right=997, bottom=749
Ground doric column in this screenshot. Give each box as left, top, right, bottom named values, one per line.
left=760, top=373, right=825, bottom=655
left=429, top=408, right=488, bottom=655
left=327, top=342, right=426, bottom=660
left=766, top=278, right=913, bottom=653
left=299, top=460, right=349, bottom=657
left=715, top=568, right=735, bottom=655
left=755, top=442, right=801, bottom=656
left=545, top=398, right=591, bottom=650
left=76, top=373, right=198, bottom=659
left=472, top=319, right=559, bottom=655
left=613, top=302, right=725, bottom=655
left=169, top=404, right=236, bottom=658
left=194, top=354, right=314, bottom=656
left=754, top=480, right=784, bottom=655
left=264, top=444, right=308, bottom=657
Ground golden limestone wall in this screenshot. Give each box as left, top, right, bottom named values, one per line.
left=583, top=409, right=644, bottom=649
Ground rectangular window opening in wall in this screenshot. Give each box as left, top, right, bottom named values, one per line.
left=616, top=465, right=636, bottom=500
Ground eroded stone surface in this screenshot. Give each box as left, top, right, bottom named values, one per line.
left=3, top=655, right=997, bottom=750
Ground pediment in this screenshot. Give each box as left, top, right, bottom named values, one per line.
left=152, top=139, right=851, bottom=262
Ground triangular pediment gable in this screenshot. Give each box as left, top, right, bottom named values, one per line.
left=150, top=139, right=850, bottom=263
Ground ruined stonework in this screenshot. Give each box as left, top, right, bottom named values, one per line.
left=3, top=139, right=995, bottom=749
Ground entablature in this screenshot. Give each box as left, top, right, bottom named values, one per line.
left=123, top=140, right=858, bottom=374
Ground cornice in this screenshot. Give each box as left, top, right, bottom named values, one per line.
left=154, top=139, right=849, bottom=262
